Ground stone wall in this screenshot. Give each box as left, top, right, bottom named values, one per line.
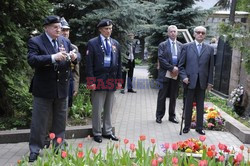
left=229, top=48, right=250, bottom=115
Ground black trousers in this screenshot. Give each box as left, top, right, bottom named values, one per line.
left=122, top=60, right=135, bottom=90
left=156, top=79, right=179, bottom=120
left=184, top=79, right=205, bottom=130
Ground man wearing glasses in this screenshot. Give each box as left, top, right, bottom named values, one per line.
left=178, top=26, right=214, bottom=135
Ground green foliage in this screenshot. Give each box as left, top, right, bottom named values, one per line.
left=69, top=84, right=92, bottom=119
left=0, top=0, right=52, bottom=122
left=134, top=58, right=143, bottom=65
left=0, top=70, right=32, bottom=129
left=218, top=22, right=250, bottom=74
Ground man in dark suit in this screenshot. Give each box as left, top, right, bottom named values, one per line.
left=27, top=15, right=80, bottom=162
left=86, top=19, right=122, bottom=143
left=155, top=25, right=182, bottom=124
left=121, top=33, right=138, bottom=94
left=179, top=26, right=214, bottom=135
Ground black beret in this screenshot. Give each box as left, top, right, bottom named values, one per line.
left=97, top=19, right=113, bottom=28
left=43, top=15, right=60, bottom=26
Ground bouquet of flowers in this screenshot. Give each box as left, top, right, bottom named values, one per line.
left=177, top=138, right=204, bottom=154
left=191, top=103, right=225, bottom=130
left=229, top=85, right=244, bottom=107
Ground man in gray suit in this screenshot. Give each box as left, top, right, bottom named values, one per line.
left=156, top=25, right=182, bottom=124
left=86, top=19, right=122, bottom=143
left=179, top=26, right=214, bottom=135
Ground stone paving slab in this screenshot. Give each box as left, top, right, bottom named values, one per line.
left=0, top=66, right=250, bottom=165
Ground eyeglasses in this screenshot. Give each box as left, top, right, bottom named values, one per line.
left=195, top=31, right=206, bottom=35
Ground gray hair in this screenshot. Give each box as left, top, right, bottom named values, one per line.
left=194, top=26, right=206, bottom=33
left=168, top=25, right=178, bottom=32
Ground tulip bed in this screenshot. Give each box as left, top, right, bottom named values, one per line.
left=18, top=134, right=250, bottom=166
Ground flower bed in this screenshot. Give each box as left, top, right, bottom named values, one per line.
left=191, top=103, right=226, bottom=131
left=18, top=134, right=250, bottom=165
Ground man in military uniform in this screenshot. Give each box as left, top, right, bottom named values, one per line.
left=27, top=15, right=80, bottom=162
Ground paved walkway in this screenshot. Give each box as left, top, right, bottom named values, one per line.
left=1, top=66, right=250, bottom=165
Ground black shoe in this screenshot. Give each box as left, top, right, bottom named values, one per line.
left=169, top=118, right=179, bottom=124
left=93, top=136, right=102, bottom=143
left=195, top=129, right=205, bottom=135
left=120, top=89, right=125, bottom=94
left=128, top=89, right=136, bottom=93
left=156, top=118, right=162, bottom=124
left=29, top=152, right=38, bottom=162
left=183, top=128, right=190, bottom=134
left=102, top=134, right=119, bottom=141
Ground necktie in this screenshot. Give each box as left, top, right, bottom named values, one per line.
left=172, top=41, right=176, bottom=56
left=197, top=43, right=202, bottom=56
left=52, top=39, right=58, bottom=52
left=105, top=38, right=111, bottom=55
left=172, top=41, right=177, bottom=65
left=104, top=38, right=111, bottom=67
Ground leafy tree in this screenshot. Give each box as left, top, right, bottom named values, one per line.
left=51, top=0, right=152, bottom=82
left=146, top=0, right=207, bottom=79
left=0, top=0, right=52, bottom=128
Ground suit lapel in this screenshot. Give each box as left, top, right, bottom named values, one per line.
left=191, top=42, right=199, bottom=57
left=41, top=33, right=56, bottom=55
left=199, top=43, right=207, bottom=57
left=110, top=38, right=116, bottom=66
left=166, top=40, right=172, bottom=62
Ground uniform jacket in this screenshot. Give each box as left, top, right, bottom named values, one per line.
left=28, top=32, right=78, bottom=98
left=86, top=36, right=122, bottom=91
left=157, top=39, right=182, bottom=83
left=178, top=41, right=214, bottom=90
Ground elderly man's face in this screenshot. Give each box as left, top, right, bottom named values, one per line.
left=99, top=25, right=112, bottom=38
left=61, top=28, right=70, bottom=39
left=44, top=23, right=61, bottom=39
left=168, top=27, right=178, bottom=40
left=194, top=28, right=206, bottom=43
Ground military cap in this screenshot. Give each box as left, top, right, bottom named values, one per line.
left=97, top=19, right=113, bottom=28
left=61, top=17, right=70, bottom=29
left=43, top=15, right=60, bottom=26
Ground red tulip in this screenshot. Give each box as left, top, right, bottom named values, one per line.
left=172, top=157, right=178, bottom=164
left=210, top=145, right=216, bottom=151
left=172, top=143, right=178, bottom=151
left=139, top=135, right=146, bottom=141
left=150, top=138, right=156, bottom=144
left=157, top=157, right=163, bottom=163
left=151, top=159, right=158, bottom=166
left=198, top=160, right=208, bottom=166
left=91, top=147, right=98, bottom=154
left=235, top=153, right=243, bottom=163
left=57, top=137, right=62, bottom=144
left=218, top=155, right=225, bottom=162
left=61, top=151, right=67, bottom=158
left=218, top=143, right=225, bottom=151
left=130, top=143, right=136, bottom=152
left=49, top=133, right=55, bottom=140
left=78, top=143, right=83, bottom=148
left=124, top=138, right=129, bottom=144
left=240, top=145, right=244, bottom=151
left=207, top=150, right=214, bottom=158
left=164, top=143, right=170, bottom=150
left=77, top=151, right=84, bottom=158
left=193, top=102, right=197, bottom=107
left=199, top=135, right=206, bottom=142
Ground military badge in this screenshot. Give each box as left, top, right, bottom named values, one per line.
left=112, top=45, right=117, bottom=53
